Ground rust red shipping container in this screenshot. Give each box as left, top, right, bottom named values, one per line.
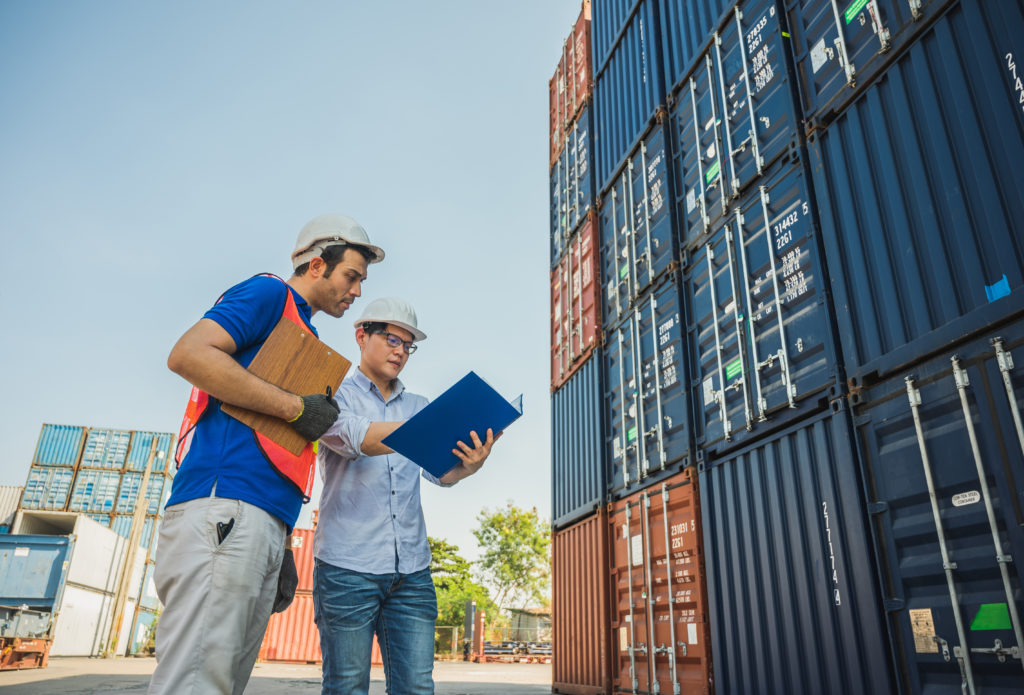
left=553, top=470, right=712, bottom=695
left=549, top=0, right=593, bottom=169
left=550, top=212, right=600, bottom=391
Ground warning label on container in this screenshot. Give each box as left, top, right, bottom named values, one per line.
left=811, top=38, right=828, bottom=74
left=631, top=534, right=644, bottom=566
left=909, top=608, right=938, bottom=653
left=688, top=623, right=698, bottom=645
left=686, top=188, right=697, bottom=214
left=14, top=547, right=29, bottom=557
left=619, top=626, right=628, bottom=652
left=703, top=375, right=716, bottom=406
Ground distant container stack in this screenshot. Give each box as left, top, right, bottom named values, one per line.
left=549, top=1, right=1024, bottom=694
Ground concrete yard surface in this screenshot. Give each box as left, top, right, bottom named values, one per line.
left=0, top=657, right=553, bottom=694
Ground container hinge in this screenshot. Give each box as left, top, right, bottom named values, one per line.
left=908, top=0, right=922, bottom=20
left=676, top=641, right=688, bottom=657
left=935, top=636, right=951, bottom=662
left=993, top=337, right=1014, bottom=372
left=866, top=0, right=891, bottom=51
left=867, top=502, right=889, bottom=516
left=883, top=598, right=905, bottom=612
left=997, top=553, right=1013, bottom=564
left=969, top=640, right=1021, bottom=663
left=952, top=646, right=974, bottom=694
left=943, top=561, right=959, bottom=571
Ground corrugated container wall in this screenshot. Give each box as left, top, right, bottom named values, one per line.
left=258, top=594, right=383, bottom=665
left=552, top=355, right=605, bottom=529
left=784, top=0, right=956, bottom=131
left=684, top=155, right=842, bottom=457
left=550, top=1, right=594, bottom=168
left=807, top=0, right=1024, bottom=385
left=699, top=405, right=893, bottom=694
left=125, top=431, right=176, bottom=473
left=552, top=214, right=602, bottom=392
left=20, top=466, right=74, bottom=511
left=593, top=1, right=666, bottom=192
left=552, top=511, right=611, bottom=695
left=850, top=319, right=1024, bottom=694
left=80, top=429, right=132, bottom=469
left=67, top=469, right=121, bottom=514
left=599, top=120, right=676, bottom=329
left=551, top=105, right=596, bottom=268
left=604, top=274, right=691, bottom=499
left=658, top=0, right=732, bottom=97
left=0, top=487, right=23, bottom=527
left=32, top=425, right=85, bottom=467
left=607, top=469, right=712, bottom=695
left=290, top=528, right=316, bottom=594
left=116, top=473, right=168, bottom=515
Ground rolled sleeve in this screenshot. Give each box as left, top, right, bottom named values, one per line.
left=319, top=412, right=371, bottom=461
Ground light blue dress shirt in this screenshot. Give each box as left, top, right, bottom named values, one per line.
left=313, top=368, right=447, bottom=575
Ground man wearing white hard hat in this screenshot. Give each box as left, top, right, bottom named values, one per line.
left=313, top=297, right=497, bottom=695
left=150, top=214, right=384, bottom=695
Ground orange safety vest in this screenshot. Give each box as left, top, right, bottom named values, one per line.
left=174, top=274, right=317, bottom=502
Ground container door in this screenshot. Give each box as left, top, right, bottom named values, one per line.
left=609, top=500, right=654, bottom=694
left=853, top=323, right=1024, bottom=694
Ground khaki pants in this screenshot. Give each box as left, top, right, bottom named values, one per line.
left=148, top=495, right=286, bottom=695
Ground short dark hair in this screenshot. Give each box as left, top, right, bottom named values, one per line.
left=294, top=244, right=376, bottom=277
left=359, top=321, right=387, bottom=335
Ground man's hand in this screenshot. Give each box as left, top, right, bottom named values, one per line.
left=440, top=428, right=500, bottom=484
left=288, top=394, right=340, bottom=441
left=272, top=548, right=298, bottom=613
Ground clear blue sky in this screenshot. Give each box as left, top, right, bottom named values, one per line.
left=0, top=1, right=580, bottom=560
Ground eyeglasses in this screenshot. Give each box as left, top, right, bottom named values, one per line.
left=370, top=328, right=417, bottom=354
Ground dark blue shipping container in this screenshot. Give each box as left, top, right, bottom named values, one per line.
left=784, top=0, right=955, bottom=130
left=599, top=121, right=677, bottom=329
left=551, top=104, right=595, bottom=268
left=604, top=273, right=692, bottom=499
left=592, top=1, right=666, bottom=192
left=592, top=0, right=647, bottom=72
left=850, top=320, right=1024, bottom=694
left=808, top=0, right=1024, bottom=385
left=552, top=353, right=606, bottom=530
left=658, top=0, right=732, bottom=96
left=668, top=0, right=804, bottom=251
left=685, top=156, right=841, bottom=456
left=700, top=403, right=894, bottom=694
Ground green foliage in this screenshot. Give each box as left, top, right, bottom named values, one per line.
left=428, top=537, right=500, bottom=631
left=471, top=503, right=551, bottom=612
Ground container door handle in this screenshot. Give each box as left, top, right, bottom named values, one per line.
left=639, top=140, right=657, bottom=290
left=641, top=493, right=658, bottom=691
left=705, top=244, right=732, bottom=440
left=688, top=77, right=712, bottom=239
left=624, top=504, right=641, bottom=692
left=626, top=160, right=641, bottom=303
left=659, top=484, right=680, bottom=693
left=631, top=306, right=650, bottom=479
left=866, top=0, right=891, bottom=51
left=993, top=338, right=1024, bottom=471
left=724, top=220, right=755, bottom=430
left=646, top=295, right=667, bottom=472
left=713, top=32, right=740, bottom=198
left=617, top=329, right=631, bottom=491
left=827, top=0, right=857, bottom=86
left=905, top=377, right=978, bottom=694
left=734, top=7, right=765, bottom=176
left=733, top=208, right=767, bottom=421
left=705, top=55, right=729, bottom=215
left=758, top=185, right=797, bottom=409
left=951, top=357, right=1024, bottom=671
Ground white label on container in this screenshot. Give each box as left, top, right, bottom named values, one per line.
left=619, top=626, right=628, bottom=651
left=909, top=608, right=939, bottom=653
left=703, top=375, right=716, bottom=406
left=811, top=38, right=828, bottom=74
left=14, top=547, right=29, bottom=557
left=631, top=534, right=644, bottom=566
left=723, top=300, right=735, bottom=317
left=688, top=622, right=698, bottom=645
left=952, top=491, right=980, bottom=507
left=706, top=143, right=717, bottom=159
left=686, top=188, right=697, bottom=214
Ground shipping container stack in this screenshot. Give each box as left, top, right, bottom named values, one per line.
left=551, top=1, right=1024, bottom=694
left=17, top=423, right=176, bottom=655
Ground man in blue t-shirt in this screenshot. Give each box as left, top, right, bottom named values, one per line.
left=148, top=214, right=385, bottom=695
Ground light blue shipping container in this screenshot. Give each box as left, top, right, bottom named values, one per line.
left=125, top=431, right=175, bottom=474
left=80, top=429, right=132, bottom=470
left=111, top=514, right=158, bottom=551
left=116, top=473, right=168, bottom=515
left=138, top=561, right=159, bottom=611
left=127, top=607, right=159, bottom=655
left=0, top=534, right=73, bottom=640
left=67, top=469, right=121, bottom=513
left=21, top=466, right=74, bottom=510
left=32, top=424, right=86, bottom=467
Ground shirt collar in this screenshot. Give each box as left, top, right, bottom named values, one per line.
left=353, top=367, right=405, bottom=403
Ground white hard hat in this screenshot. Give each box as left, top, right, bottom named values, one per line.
left=354, top=297, right=427, bottom=342
left=292, top=213, right=385, bottom=269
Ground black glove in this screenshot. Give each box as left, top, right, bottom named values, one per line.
left=288, top=393, right=340, bottom=441
left=272, top=548, right=298, bottom=613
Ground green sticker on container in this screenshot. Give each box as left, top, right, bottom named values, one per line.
left=619, top=263, right=628, bottom=280
left=725, top=358, right=743, bottom=380
left=845, top=0, right=869, bottom=23
left=970, top=603, right=1012, bottom=631
left=705, top=160, right=721, bottom=184
left=627, top=426, right=638, bottom=442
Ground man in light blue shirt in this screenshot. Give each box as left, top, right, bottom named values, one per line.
left=313, top=297, right=497, bottom=695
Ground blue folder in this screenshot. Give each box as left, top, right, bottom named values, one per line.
left=382, top=371, right=524, bottom=478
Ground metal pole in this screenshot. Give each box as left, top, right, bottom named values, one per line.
left=104, top=438, right=161, bottom=657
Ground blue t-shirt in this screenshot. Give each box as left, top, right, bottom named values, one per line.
left=165, top=274, right=316, bottom=529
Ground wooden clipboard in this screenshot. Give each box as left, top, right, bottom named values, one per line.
left=222, top=317, right=351, bottom=455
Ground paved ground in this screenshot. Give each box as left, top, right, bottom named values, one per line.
left=0, top=657, right=552, bottom=694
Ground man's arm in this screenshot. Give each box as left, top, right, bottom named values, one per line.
left=167, top=318, right=301, bottom=421
left=439, top=429, right=498, bottom=485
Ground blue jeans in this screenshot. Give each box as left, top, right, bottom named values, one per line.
left=313, top=560, right=437, bottom=695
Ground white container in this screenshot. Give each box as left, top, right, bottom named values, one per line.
left=0, top=485, right=22, bottom=527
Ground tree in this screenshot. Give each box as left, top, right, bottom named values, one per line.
left=472, top=503, right=551, bottom=613
left=428, top=537, right=501, bottom=651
